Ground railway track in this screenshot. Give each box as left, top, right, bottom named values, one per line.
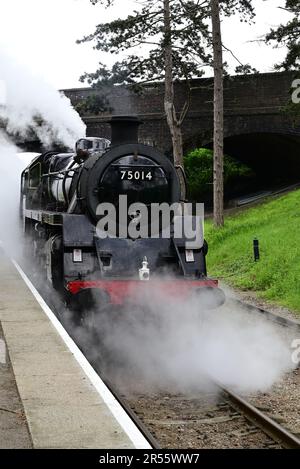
left=47, top=304, right=300, bottom=448
left=121, top=382, right=300, bottom=449
left=96, top=299, right=300, bottom=449
left=55, top=302, right=300, bottom=448
left=38, top=300, right=300, bottom=447
left=219, top=385, right=300, bottom=449
left=77, top=323, right=300, bottom=450
left=233, top=299, right=300, bottom=333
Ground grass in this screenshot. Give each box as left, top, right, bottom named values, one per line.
left=205, top=189, right=300, bottom=313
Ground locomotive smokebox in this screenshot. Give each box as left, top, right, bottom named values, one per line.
left=109, top=115, right=142, bottom=146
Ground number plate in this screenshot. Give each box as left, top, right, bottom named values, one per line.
left=120, top=169, right=153, bottom=181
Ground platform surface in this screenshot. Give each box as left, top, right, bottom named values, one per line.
left=0, top=253, right=135, bottom=449
left=0, top=322, right=32, bottom=448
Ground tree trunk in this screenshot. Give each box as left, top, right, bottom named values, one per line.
left=211, top=0, right=224, bottom=227
left=163, top=0, right=184, bottom=171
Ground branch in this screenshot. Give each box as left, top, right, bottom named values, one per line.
left=177, top=0, right=208, bottom=14
left=278, top=6, right=297, bottom=14
left=222, top=43, right=243, bottom=66
left=179, top=94, right=190, bottom=125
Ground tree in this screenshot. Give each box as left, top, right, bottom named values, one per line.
left=74, top=93, right=113, bottom=116
left=78, top=0, right=212, bottom=174
left=211, top=0, right=224, bottom=226
left=78, top=0, right=254, bottom=213
left=163, top=0, right=184, bottom=172
left=210, top=0, right=254, bottom=226
left=266, top=1, right=300, bottom=70
left=266, top=2, right=300, bottom=131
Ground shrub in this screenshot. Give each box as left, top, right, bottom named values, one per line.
left=184, top=148, right=254, bottom=201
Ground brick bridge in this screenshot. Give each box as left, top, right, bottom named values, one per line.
left=63, top=71, right=300, bottom=179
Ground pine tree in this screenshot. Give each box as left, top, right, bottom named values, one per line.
left=266, top=0, right=300, bottom=70
left=78, top=0, right=212, bottom=173
left=78, top=0, right=254, bottom=214
left=211, top=0, right=224, bottom=227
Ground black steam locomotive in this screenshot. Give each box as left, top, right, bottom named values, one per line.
left=20, top=116, right=224, bottom=313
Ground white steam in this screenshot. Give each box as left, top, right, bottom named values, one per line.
left=0, top=132, right=23, bottom=252
left=0, top=48, right=85, bottom=148
left=91, top=288, right=296, bottom=395
left=0, top=49, right=85, bottom=253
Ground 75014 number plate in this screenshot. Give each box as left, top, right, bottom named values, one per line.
left=120, top=169, right=153, bottom=181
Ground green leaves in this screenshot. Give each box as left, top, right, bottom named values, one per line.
left=184, top=147, right=254, bottom=200
left=77, top=0, right=255, bottom=88
left=77, top=1, right=214, bottom=87
left=266, top=0, right=300, bottom=70
left=74, top=93, right=113, bottom=115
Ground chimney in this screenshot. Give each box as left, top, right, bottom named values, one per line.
left=109, top=115, right=142, bottom=146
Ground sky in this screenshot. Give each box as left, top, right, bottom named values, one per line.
left=0, top=0, right=293, bottom=90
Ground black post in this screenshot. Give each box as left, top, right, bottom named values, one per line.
left=253, top=238, right=260, bottom=262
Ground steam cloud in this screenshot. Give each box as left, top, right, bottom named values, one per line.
left=0, top=132, right=23, bottom=252
left=0, top=48, right=85, bottom=252
left=86, top=287, right=296, bottom=395
left=0, top=48, right=86, bottom=148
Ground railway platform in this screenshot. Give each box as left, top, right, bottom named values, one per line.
left=0, top=249, right=149, bottom=449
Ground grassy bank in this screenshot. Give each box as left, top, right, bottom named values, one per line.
left=205, top=189, right=300, bottom=313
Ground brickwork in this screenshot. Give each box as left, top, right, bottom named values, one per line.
left=63, top=71, right=300, bottom=153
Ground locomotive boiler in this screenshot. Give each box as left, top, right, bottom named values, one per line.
left=20, top=116, right=225, bottom=315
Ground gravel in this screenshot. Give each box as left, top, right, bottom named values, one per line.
left=124, top=391, right=282, bottom=449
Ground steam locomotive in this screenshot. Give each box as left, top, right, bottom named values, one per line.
left=20, top=116, right=225, bottom=315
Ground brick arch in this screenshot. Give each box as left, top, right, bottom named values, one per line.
left=183, top=132, right=300, bottom=190
left=183, top=114, right=300, bottom=153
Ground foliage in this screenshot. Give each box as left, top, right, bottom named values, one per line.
left=74, top=93, right=113, bottom=116
left=184, top=147, right=253, bottom=200
left=266, top=0, right=300, bottom=70
left=78, top=0, right=255, bottom=87
left=281, top=100, right=300, bottom=126
left=205, top=188, right=300, bottom=312
left=235, top=63, right=258, bottom=74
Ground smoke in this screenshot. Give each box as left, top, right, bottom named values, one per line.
left=86, top=285, right=296, bottom=395
left=0, top=48, right=86, bottom=253
left=0, top=133, right=23, bottom=253
left=0, top=48, right=86, bottom=148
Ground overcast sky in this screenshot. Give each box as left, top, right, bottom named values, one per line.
left=0, top=0, right=292, bottom=90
